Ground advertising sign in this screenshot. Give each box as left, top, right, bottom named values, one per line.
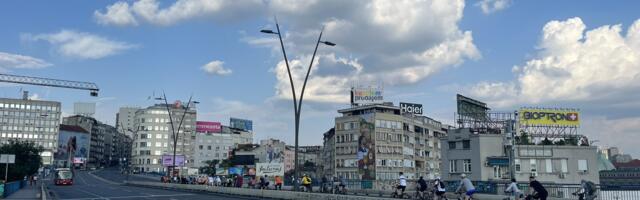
left=400, top=102, right=423, bottom=115
left=351, top=87, right=383, bottom=105
left=162, top=155, right=185, bottom=167
left=0, top=154, right=15, bottom=164
left=73, top=157, right=86, bottom=164
left=256, top=163, right=284, bottom=177
left=357, top=113, right=376, bottom=180
left=519, top=108, right=580, bottom=126
left=230, top=118, right=253, bottom=131
left=196, top=121, right=222, bottom=133
left=55, top=130, right=90, bottom=163
left=228, top=167, right=244, bottom=175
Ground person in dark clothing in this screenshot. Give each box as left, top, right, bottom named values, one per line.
left=417, top=176, right=427, bottom=192
left=526, top=176, right=548, bottom=200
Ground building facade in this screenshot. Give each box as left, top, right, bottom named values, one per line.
left=0, top=97, right=61, bottom=165
left=130, top=103, right=196, bottom=173
left=115, top=107, right=140, bottom=138
left=63, top=115, right=122, bottom=167
left=193, top=125, right=254, bottom=169
left=321, top=128, right=336, bottom=178
left=55, top=125, right=91, bottom=168
left=441, top=128, right=600, bottom=184
left=333, top=103, right=445, bottom=182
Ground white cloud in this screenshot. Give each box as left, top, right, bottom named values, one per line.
left=96, top=0, right=480, bottom=103
left=476, top=0, right=512, bottom=14
left=94, top=0, right=263, bottom=26
left=94, top=1, right=138, bottom=26
left=201, top=60, right=232, bottom=76
left=0, top=52, right=52, bottom=70
left=470, top=17, right=640, bottom=108
left=23, top=30, right=138, bottom=59
left=581, top=116, right=640, bottom=157
left=28, top=93, right=41, bottom=100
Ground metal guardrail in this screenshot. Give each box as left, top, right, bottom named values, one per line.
left=2, top=180, right=26, bottom=198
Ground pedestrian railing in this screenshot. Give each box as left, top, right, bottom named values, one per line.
left=2, top=180, right=26, bottom=198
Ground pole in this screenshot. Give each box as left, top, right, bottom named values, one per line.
left=161, top=92, right=177, bottom=177
left=4, top=162, right=8, bottom=184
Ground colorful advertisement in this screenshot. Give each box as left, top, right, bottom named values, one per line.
left=196, top=121, right=222, bottom=133
left=230, top=118, right=253, bottom=131
left=162, top=155, right=185, bottom=167
left=73, top=157, right=86, bottom=164
left=519, top=108, right=580, bottom=126
left=351, top=87, right=383, bottom=105
left=357, top=113, right=376, bottom=180
left=228, top=167, right=244, bottom=175
left=256, top=163, right=284, bottom=177
left=55, top=130, right=90, bottom=163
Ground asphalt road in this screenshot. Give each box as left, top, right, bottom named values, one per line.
left=45, top=168, right=265, bottom=200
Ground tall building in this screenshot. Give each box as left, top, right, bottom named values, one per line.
left=321, top=128, right=336, bottom=178
left=116, top=107, right=140, bottom=138
left=193, top=122, right=254, bottom=169
left=0, top=97, right=61, bottom=165
left=332, top=102, right=445, bottom=184
left=63, top=115, right=121, bottom=167
left=131, top=103, right=196, bottom=173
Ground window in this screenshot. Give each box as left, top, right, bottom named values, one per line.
left=530, top=159, right=537, bottom=172
left=463, top=159, right=471, bottom=172
left=493, top=166, right=501, bottom=179
left=140, top=142, right=147, bottom=147
left=449, top=142, right=456, bottom=149
left=199, top=145, right=203, bottom=150
left=462, top=140, right=470, bottom=149
left=449, top=160, right=457, bottom=173
left=515, top=159, right=521, bottom=172
left=207, top=146, right=211, bottom=150
left=545, top=159, right=552, bottom=173
left=578, top=160, right=588, bottom=171
left=155, top=142, right=161, bottom=147
left=561, top=159, right=568, bottom=173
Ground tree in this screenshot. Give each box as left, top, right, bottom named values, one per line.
left=0, top=140, right=43, bottom=182
left=199, top=159, right=219, bottom=176
left=540, top=137, right=553, bottom=145
left=565, top=136, right=579, bottom=146
left=516, top=131, right=533, bottom=145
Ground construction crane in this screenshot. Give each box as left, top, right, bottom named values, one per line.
left=0, top=73, right=99, bottom=97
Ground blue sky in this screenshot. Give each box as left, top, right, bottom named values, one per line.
left=1, top=0, right=639, bottom=157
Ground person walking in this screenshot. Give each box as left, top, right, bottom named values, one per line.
left=302, top=174, right=312, bottom=192
left=275, top=176, right=283, bottom=190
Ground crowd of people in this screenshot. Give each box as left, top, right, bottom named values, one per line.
left=159, top=174, right=286, bottom=189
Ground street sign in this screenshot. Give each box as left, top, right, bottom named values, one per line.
left=0, top=154, right=15, bottom=164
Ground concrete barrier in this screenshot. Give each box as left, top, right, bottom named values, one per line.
left=125, top=181, right=572, bottom=200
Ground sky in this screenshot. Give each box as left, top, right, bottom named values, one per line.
left=1, top=0, right=639, bottom=157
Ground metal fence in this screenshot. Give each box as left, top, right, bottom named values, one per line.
left=2, top=180, right=26, bottom=198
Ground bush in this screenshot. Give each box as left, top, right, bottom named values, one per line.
left=0, top=140, right=43, bottom=182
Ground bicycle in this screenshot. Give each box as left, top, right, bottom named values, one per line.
left=392, top=184, right=409, bottom=199
left=333, top=183, right=347, bottom=195
left=456, top=191, right=476, bottom=200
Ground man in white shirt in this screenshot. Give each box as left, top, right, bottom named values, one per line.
left=395, top=172, right=407, bottom=196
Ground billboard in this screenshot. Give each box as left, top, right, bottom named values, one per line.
left=400, top=102, right=423, bottom=115
left=351, top=87, right=383, bottom=105
left=196, top=121, right=222, bottom=133
left=73, top=157, right=87, bottom=164
left=519, top=108, right=580, bottom=127
left=256, top=163, right=285, bottom=177
left=357, top=113, right=376, bottom=180
left=55, top=130, right=90, bottom=163
left=228, top=167, right=244, bottom=175
left=162, top=155, right=185, bottom=167
left=73, top=102, right=96, bottom=116
left=230, top=118, right=253, bottom=131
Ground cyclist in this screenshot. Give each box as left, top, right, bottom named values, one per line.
left=526, top=176, right=548, bottom=200
left=572, top=180, right=596, bottom=200
left=394, top=172, right=407, bottom=197
left=302, top=174, right=312, bottom=192
left=417, top=176, right=428, bottom=198
left=505, top=178, right=524, bottom=200
left=455, top=174, right=476, bottom=200
left=433, top=176, right=446, bottom=200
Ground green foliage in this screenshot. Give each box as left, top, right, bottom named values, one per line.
left=553, top=139, right=566, bottom=145
left=539, top=137, right=553, bottom=145
left=199, top=159, right=219, bottom=176
left=565, top=136, right=579, bottom=146
left=0, top=140, right=43, bottom=182
left=516, top=131, right=533, bottom=145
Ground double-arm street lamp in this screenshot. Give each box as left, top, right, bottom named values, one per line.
left=261, top=19, right=335, bottom=191
left=155, top=92, right=199, bottom=178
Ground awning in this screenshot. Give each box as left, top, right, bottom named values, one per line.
left=487, top=157, right=509, bottom=166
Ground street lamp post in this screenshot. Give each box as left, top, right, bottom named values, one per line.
left=261, top=19, right=335, bottom=191
left=155, top=93, right=198, bottom=179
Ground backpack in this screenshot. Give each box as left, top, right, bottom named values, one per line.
left=585, top=181, right=596, bottom=195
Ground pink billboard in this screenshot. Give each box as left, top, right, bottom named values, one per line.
left=196, top=121, right=222, bottom=133
left=162, top=155, right=185, bottom=167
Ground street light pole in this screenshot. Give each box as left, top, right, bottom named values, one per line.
left=261, top=19, right=335, bottom=191
left=156, top=93, right=196, bottom=179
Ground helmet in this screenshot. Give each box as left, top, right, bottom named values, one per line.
left=460, top=173, right=466, bottom=178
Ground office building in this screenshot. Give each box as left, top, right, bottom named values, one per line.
left=63, top=115, right=122, bottom=167
left=116, top=107, right=141, bottom=138
left=193, top=122, right=254, bottom=169
left=0, top=97, right=61, bottom=165
left=130, top=103, right=196, bottom=173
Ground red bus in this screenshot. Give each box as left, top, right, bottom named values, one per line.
left=54, top=168, right=73, bottom=185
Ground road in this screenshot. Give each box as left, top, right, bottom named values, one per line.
left=45, top=168, right=265, bottom=200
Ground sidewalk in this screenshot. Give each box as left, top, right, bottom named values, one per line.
left=5, top=183, right=39, bottom=200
